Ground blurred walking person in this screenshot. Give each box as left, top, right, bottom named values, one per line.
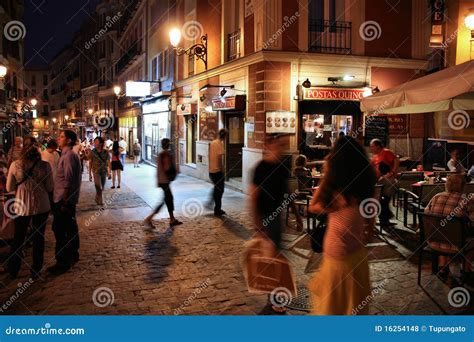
left=111, top=141, right=123, bottom=189
left=209, top=129, right=227, bottom=217
left=308, top=136, right=376, bottom=315
left=144, top=138, right=182, bottom=228
left=3, top=137, right=53, bottom=279
left=88, top=137, right=111, bottom=205
left=133, top=139, right=141, bottom=168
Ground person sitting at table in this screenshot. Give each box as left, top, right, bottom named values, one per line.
left=424, top=174, right=474, bottom=280
left=447, top=149, right=467, bottom=173
left=294, top=155, right=313, bottom=191
left=377, top=162, right=397, bottom=229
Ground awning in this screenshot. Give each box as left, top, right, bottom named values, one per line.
left=360, top=60, right=474, bottom=114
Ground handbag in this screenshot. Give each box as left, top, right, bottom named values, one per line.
left=309, top=214, right=327, bottom=253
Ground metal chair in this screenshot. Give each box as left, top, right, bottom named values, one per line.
left=404, top=184, right=445, bottom=228
left=417, top=213, right=473, bottom=286
left=394, top=171, right=425, bottom=219
left=285, top=177, right=311, bottom=230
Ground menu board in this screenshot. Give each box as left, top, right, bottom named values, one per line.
left=199, top=109, right=218, bottom=141
left=265, top=111, right=296, bottom=134
left=387, top=115, right=408, bottom=135
left=364, top=115, right=388, bottom=146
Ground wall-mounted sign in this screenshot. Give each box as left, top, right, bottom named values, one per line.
left=364, top=115, right=388, bottom=146
left=303, top=87, right=365, bottom=101
left=176, top=103, right=196, bottom=115
left=246, top=116, right=255, bottom=132
left=211, top=95, right=246, bottom=111
left=76, top=121, right=86, bottom=127
left=126, top=81, right=151, bottom=97
left=386, top=114, right=408, bottom=135
left=265, top=111, right=296, bottom=134
left=429, top=0, right=445, bottom=47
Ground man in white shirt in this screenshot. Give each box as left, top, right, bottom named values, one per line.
left=41, top=139, right=60, bottom=178
left=105, top=136, right=113, bottom=152
left=119, top=137, right=127, bottom=168
left=447, top=149, right=467, bottom=173
left=209, top=129, right=227, bottom=216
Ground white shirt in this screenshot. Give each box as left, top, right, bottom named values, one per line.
left=41, top=149, right=60, bottom=178
left=119, top=140, right=127, bottom=155
left=209, top=139, right=224, bottom=173
left=6, top=159, right=53, bottom=216
left=105, top=139, right=113, bottom=151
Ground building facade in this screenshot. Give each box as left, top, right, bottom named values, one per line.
left=23, top=66, right=51, bottom=137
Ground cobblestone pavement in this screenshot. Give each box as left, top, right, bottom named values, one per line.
left=0, top=161, right=472, bottom=315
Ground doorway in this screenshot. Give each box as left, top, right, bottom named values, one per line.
left=224, top=112, right=244, bottom=180
left=151, top=123, right=160, bottom=157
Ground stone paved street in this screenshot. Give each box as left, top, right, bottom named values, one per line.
left=0, top=161, right=472, bottom=315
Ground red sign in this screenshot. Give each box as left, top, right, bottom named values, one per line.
left=386, top=115, right=408, bottom=135
left=303, top=87, right=365, bottom=101
left=211, top=95, right=246, bottom=111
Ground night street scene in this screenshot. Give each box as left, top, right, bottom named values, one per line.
left=0, top=0, right=474, bottom=327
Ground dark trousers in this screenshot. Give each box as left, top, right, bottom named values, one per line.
left=52, top=203, right=79, bottom=266
left=8, top=212, right=49, bottom=276
left=379, top=195, right=392, bottom=225
left=209, top=171, right=225, bottom=212
left=153, top=183, right=174, bottom=215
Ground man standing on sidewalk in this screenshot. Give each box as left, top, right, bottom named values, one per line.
left=47, top=130, right=82, bottom=276
left=88, top=137, right=111, bottom=205
left=209, top=129, right=227, bottom=217
left=119, top=137, right=127, bottom=169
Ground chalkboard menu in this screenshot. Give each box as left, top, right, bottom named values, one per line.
left=364, top=116, right=388, bottom=146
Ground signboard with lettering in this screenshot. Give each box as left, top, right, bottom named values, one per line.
left=176, top=103, right=196, bottom=115
left=386, top=115, right=408, bottom=135
left=429, top=0, right=445, bottom=47
left=265, top=111, right=297, bottom=134
left=211, top=95, right=246, bottom=111
left=303, top=87, right=365, bottom=101
left=364, top=115, right=388, bottom=146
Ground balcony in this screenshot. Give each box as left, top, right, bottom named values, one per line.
left=227, top=29, right=241, bottom=61
left=308, top=20, right=351, bottom=54
left=115, top=40, right=142, bottom=75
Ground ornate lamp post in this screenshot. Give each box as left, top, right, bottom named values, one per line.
left=169, top=28, right=208, bottom=70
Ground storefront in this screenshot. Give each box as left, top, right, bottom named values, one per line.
left=142, top=97, right=171, bottom=163
left=177, top=103, right=198, bottom=165
left=298, top=87, right=365, bottom=160
left=118, top=116, right=138, bottom=156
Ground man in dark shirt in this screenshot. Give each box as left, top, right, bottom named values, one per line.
left=250, top=134, right=289, bottom=250
left=47, top=130, right=82, bottom=276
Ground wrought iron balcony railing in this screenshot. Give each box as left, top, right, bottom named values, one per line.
left=308, top=20, right=351, bottom=54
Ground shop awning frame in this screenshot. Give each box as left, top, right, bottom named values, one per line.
left=360, top=60, right=474, bottom=114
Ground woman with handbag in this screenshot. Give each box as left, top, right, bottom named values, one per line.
left=2, top=137, right=54, bottom=279
left=143, top=138, right=182, bottom=228
left=308, top=136, right=376, bottom=315
left=111, top=141, right=123, bottom=189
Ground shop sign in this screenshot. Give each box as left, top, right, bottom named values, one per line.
left=303, top=87, right=365, bottom=101
left=211, top=95, right=246, bottom=111
left=265, top=111, right=296, bottom=134
left=386, top=115, right=408, bottom=135
left=76, top=121, right=86, bottom=127
left=246, top=116, right=255, bottom=133
left=176, top=103, right=196, bottom=115
left=429, top=0, right=445, bottom=47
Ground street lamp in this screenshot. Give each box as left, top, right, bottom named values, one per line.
left=169, top=27, right=208, bottom=70
left=114, top=85, right=121, bottom=97
left=465, top=9, right=474, bottom=39
left=64, top=115, right=69, bottom=122
left=88, top=108, right=93, bottom=115
left=52, top=117, right=57, bottom=124
left=30, top=98, right=37, bottom=107
left=0, top=64, right=7, bottom=79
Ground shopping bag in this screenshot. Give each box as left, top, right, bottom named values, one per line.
left=241, top=236, right=297, bottom=296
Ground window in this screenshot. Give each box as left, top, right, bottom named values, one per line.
left=43, top=74, right=48, bottom=85
left=186, top=114, right=197, bottom=164
left=43, top=89, right=48, bottom=99
left=31, top=75, right=36, bottom=86
left=43, top=105, right=49, bottom=116
left=160, top=49, right=168, bottom=79
left=151, top=57, right=158, bottom=81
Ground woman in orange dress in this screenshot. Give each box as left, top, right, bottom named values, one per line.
left=308, top=136, right=377, bottom=315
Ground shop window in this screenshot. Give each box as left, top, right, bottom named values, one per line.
left=185, top=114, right=197, bottom=164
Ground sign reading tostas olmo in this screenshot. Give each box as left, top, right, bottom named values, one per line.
left=303, top=87, right=365, bottom=101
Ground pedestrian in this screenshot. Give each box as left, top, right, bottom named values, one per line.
left=47, top=130, right=82, bottom=276
left=41, top=139, right=60, bottom=178
left=249, top=134, right=291, bottom=313
left=144, top=138, right=182, bottom=228
left=119, top=137, right=127, bottom=168
left=2, top=137, right=53, bottom=279
left=209, top=128, right=227, bottom=217
left=308, top=136, right=376, bottom=315
left=7, top=137, right=23, bottom=168
left=111, top=141, right=123, bottom=189
left=133, top=139, right=141, bottom=168
left=369, top=138, right=399, bottom=227
left=447, top=149, right=467, bottom=173
left=88, top=137, right=111, bottom=205
left=105, top=136, right=113, bottom=152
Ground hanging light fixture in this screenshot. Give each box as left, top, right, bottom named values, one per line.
left=302, top=78, right=311, bottom=89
